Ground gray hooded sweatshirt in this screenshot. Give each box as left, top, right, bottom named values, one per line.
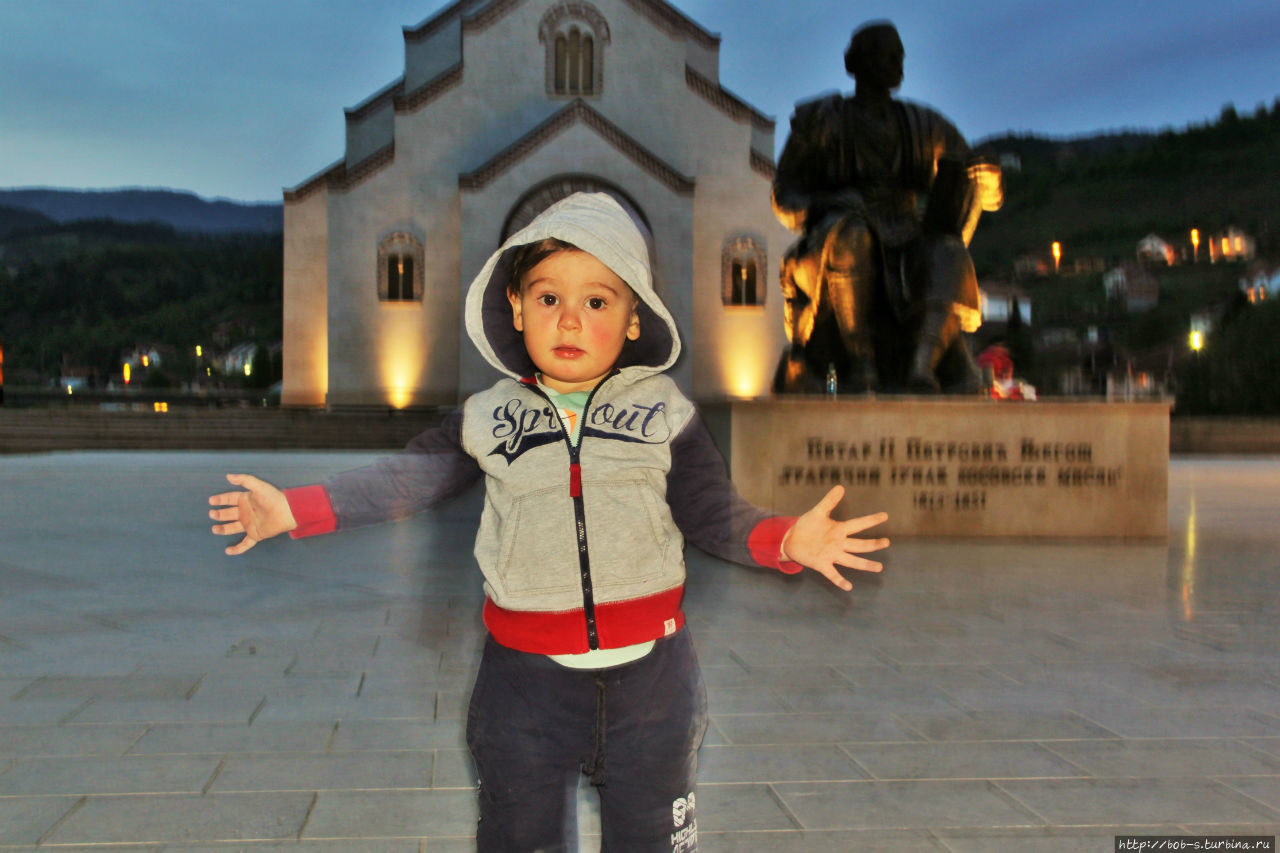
left=286, top=193, right=798, bottom=654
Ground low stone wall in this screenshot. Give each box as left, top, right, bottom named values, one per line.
left=1169, top=416, right=1280, bottom=454
left=3, top=406, right=1277, bottom=456
left=0, top=407, right=446, bottom=453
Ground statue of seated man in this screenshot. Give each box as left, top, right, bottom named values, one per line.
left=772, top=20, right=1002, bottom=393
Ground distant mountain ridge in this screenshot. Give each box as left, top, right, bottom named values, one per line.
left=975, top=130, right=1158, bottom=165
left=0, top=187, right=282, bottom=234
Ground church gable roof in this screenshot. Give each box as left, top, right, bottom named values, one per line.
left=458, top=99, right=695, bottom=195
left=684, top=66, right=772, bottom=133
left=406, top=0, right=719, bottom=48
left=289, top=1, right=778, bottom=202
left=344, top=62, right=466, bottom=123
left=284, top=140, right=398, bottom=203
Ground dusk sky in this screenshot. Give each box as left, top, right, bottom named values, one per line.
left=2, top=0, right=1278, bottom=203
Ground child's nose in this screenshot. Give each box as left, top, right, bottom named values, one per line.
left=558, top=307, right=581, bottom=330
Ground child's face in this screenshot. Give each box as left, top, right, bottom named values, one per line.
left=508, top=249, right=640, bottom=393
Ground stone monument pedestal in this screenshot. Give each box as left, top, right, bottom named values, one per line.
left=724, top=397, right=1170, bottom=539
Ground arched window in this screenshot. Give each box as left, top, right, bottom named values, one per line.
left=553, top=27, right=593, bottom=95
left=378, top=232, right=423, bottom=303
left=540, top=4, right=608, bottom=98
left=723, top=236, right=767, bottom=307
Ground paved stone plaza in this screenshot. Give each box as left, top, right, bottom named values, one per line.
left=1, top=450, right=1279, bottom=851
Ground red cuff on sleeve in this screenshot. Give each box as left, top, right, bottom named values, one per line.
left=748, top=516, right=804, bottom=574
left=284, top=485, right=337, bottom=538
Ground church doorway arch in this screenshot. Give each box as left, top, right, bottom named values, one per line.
left=500, top=175, right=651, bottom=245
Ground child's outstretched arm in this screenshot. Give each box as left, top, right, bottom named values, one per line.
left=780, top=485, right=889, bottom=591
left=208, top=474, right=298, bottom=556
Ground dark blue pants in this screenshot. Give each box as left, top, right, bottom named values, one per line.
left=466, top=629, right=708, bottom=852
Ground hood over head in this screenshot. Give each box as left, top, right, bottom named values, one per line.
left=465, top=192, right=680, bottom=382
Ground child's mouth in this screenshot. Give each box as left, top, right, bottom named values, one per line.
left=554, top=346, right=584, bottom=358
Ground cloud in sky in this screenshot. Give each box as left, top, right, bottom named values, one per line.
left=1, top=0, right=1276, bottom=202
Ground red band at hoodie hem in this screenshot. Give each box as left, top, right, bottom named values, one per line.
left=483, top=586, right=685, bottom=654
left=284, top=485, right=337, bottom=538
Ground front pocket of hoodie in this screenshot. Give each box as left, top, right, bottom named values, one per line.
left=492, top=485, right=580, bottom=597
left=579, top=479, right=674, bottom=591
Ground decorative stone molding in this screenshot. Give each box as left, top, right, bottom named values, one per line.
left=287, top=60, right=462, bottom=202
left=461, top=0, right=524, bottom=33
left=284, top=162, right=341, bottom=203
left=338, top=143, right=396, bottom=192
left=685, top=66, right=774, bottom=133
left=286, top=141, right=396, bottom=203
left=400, top=0, right=528, bottom=46
left=408, top=0, right=715, bottom=48
left=617, top=0, right=718, bottom=48
left=459, top=99, right=695, bottom=195
left=750, top=149, right=776, bottom=180
left=405, top=0, right=486, bottom=42
left=346, top=79, right=404, bottom=123
left=395, top=64, right=464, bottom=114
left=539, top=2, right=611, bottom=43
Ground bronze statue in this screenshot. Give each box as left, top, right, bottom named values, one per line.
left=772, top=21, right=1002, bottom=393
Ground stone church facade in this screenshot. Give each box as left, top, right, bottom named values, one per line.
left=282, top=0, right=791, bottom=408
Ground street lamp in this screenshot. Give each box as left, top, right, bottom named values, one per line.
left=1190, top=228, right=1200, bottom=262
left=1052, top=241, right=1062, bottom=273
left=1190, top=330, right=1204, bottom=352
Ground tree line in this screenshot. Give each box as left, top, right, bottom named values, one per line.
left=0, top=219, right=281, bottom=389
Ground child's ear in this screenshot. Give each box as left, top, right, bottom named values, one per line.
left=626, top=303, right=641, bottom=341
left=507, top=290, right=524, bottom=332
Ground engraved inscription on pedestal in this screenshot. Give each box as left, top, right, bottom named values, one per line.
left=729, top=399, right=1170, bottom=539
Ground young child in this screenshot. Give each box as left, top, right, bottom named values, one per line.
left=209, top=192, right=888, bottom=852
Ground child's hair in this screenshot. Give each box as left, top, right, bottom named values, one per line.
left=508, top=238, right=580, bottom=297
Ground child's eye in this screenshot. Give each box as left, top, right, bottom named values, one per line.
left=586, top=297, right=607, bottom=310
left=537, top=294, right=558, bottom=306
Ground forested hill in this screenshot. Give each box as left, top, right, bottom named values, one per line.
left=0, top=219, right=281, bottom=388
left=970, top=101, right=1280, bottom=275
left=0, top=188, right=282, bottom=234
left=0, top=204, right=55, bottom=239
left=2, top=102, right=1277, bottom=398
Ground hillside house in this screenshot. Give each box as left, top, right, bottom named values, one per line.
left=1103, top=263, right=1159, bottom=312
left=1137, top=234, right=1175, bottom=266
left=1209, top=227, right=1256, bottom=263
left=1240, top=265, right=1278, bottom=304
left=978, top=283, right=1032, bottom=325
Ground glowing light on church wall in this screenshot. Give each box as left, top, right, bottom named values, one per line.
left=719, top=324, right=771, bottom=399
left=386, top=383, right=414, bottom=410
left=377, top=314, right=427, bottom=409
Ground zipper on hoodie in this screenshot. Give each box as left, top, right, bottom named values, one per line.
left=525, top=370, right=618, bottom=650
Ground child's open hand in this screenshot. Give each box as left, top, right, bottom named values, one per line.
left=208, top=474, right=297, bottom=556
left=781, top=485, right=889, bottom=591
